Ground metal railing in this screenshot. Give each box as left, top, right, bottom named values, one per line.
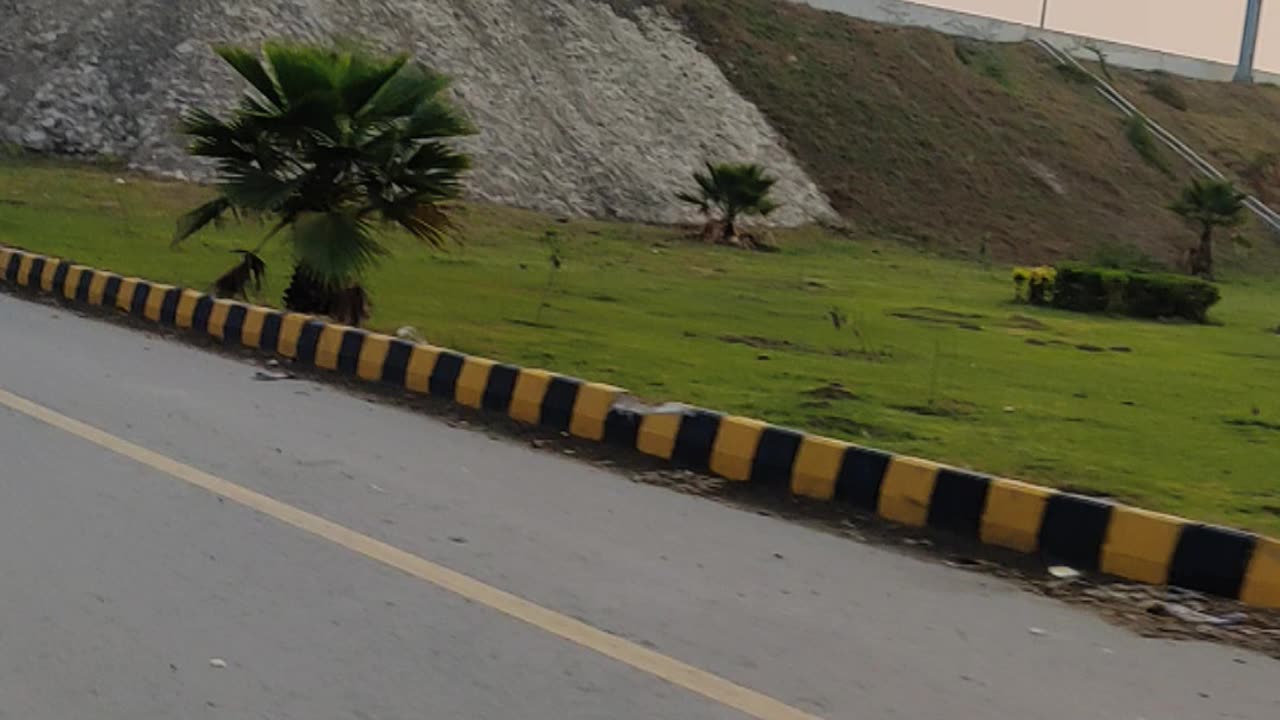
left=1033, top=38, right=1280, bottom=235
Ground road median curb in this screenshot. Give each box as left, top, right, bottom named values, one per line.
left=3, top=244, right=1276, bottom=609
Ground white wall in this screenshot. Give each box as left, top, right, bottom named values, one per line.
left=795, top=0, right=1280, bottom=84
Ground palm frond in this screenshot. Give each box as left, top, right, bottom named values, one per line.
left=405, top=140, right=470, bottom=175
left=263, top=42, right=337, bottom=109
left=173, top=197, right=234, bottom=246
left=218, top=161, right=302, bottom=212
left=179, top=108, right=229, bottom=137
left=338, top=51, right=409, bottom=116
left=694, top=164, right=721, bottom=200
left=361, top=63, right=451, bottom=120
left=405, top=99, right=474, bottom=139
left=290, top=211, right=387, bottom=284
left=682, top=162, right=780, bottom=220
left=359, top=141, right=469, bottom=211
left=214, top=45, right=282, bottom=109
left=676, top=190, right=710, bottom=214
left=181, top=109, right=257, bottom=161
left=257, top=92, right=345, bottom=144
left=1170, top=179, right=1247, bottom=228
left=381, top=201, right=454, bottom=248
left=236, top=93, right=283, bottom=119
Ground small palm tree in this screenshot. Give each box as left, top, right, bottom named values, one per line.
left=677, top=162, right=779, bottom=242
left=1169, top=178, right=1247, bottom=279
left=174, top=41, right=473, bottom=324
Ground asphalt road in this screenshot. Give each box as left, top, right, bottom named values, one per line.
left=0, top=291, right=1276, bottom=720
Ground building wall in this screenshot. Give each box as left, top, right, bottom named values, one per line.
left=795, top=0, right=1280, bottom=84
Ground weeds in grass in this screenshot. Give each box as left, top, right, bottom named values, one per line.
left=1126, top=116, right=1172, bottom=176
left=1055, top=62, right=1093, bottom=85
left=895, top=398, right=975, bottom=419
left=1240, top=151, right=1280, bottom=203
left=927, top=335, right=943, bottom=408
left=536, top=230, right=565, bottom=325
left=1225, top=418, right=1280, bottom=432
left=110, top=179, right=138, bottom=242
left=827, top=306, right=847, bottom=330
left=828, top=307, right=892, bottom=361
left=954, top=40, right=1009, bottom=87
left=848, top=312, right=879, bottom=359
left=1146, top=74, right=1189, bottom=111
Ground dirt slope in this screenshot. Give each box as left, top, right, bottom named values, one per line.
left=1113, top=70, right=1280, bottom=205
left=667, top=0, right=1280, bottom=269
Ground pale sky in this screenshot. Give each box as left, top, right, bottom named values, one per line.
left=920, top=0, right=1279, bottom=71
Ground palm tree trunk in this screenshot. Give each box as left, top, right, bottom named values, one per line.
left=282, top=263, right=372, bottom=327
left=1192, top=224, right=1215, bottom=279
left=283, top=263, right=334, bottom=315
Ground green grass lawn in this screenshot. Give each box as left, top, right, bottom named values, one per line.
left=3, top=156, right=1280, bottom=535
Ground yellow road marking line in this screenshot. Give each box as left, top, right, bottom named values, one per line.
left=0, top=387, right=820, bottom=720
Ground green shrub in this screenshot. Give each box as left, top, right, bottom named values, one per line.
left=1052, top=264, right=1220, bottom=322
left=1146, top=75, right=1189, bottom=111
left=954, top=40, right=1009, bottom=86
left=1125, top=117, right=1171, bottom=176
left=1087, top=239, right=1167, bottom=272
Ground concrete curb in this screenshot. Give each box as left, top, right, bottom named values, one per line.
left=3, top=244, right=1278, bottom=609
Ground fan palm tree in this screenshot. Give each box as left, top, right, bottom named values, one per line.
left=174, top=41, right=473, bottom=324
left=677, top=162, right=779, bottom=242
left=1169, top=179, right=1247, bottom=279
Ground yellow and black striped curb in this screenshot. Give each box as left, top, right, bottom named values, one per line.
left=3, top=245, right=1278, bottom=609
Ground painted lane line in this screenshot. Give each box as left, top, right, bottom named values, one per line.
left=0, top=387, right=821, bottom=720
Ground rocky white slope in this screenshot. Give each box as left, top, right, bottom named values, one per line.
left=0, top=0, right=833, bottom=225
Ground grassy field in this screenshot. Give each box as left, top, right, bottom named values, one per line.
left=2, top=157, right=1279, bottom=534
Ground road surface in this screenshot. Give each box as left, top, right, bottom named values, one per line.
left=0, top=291, right=1276, bottom=719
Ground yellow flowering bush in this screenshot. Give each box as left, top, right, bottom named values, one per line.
left=1012, top=266, right=1056, bottom=305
